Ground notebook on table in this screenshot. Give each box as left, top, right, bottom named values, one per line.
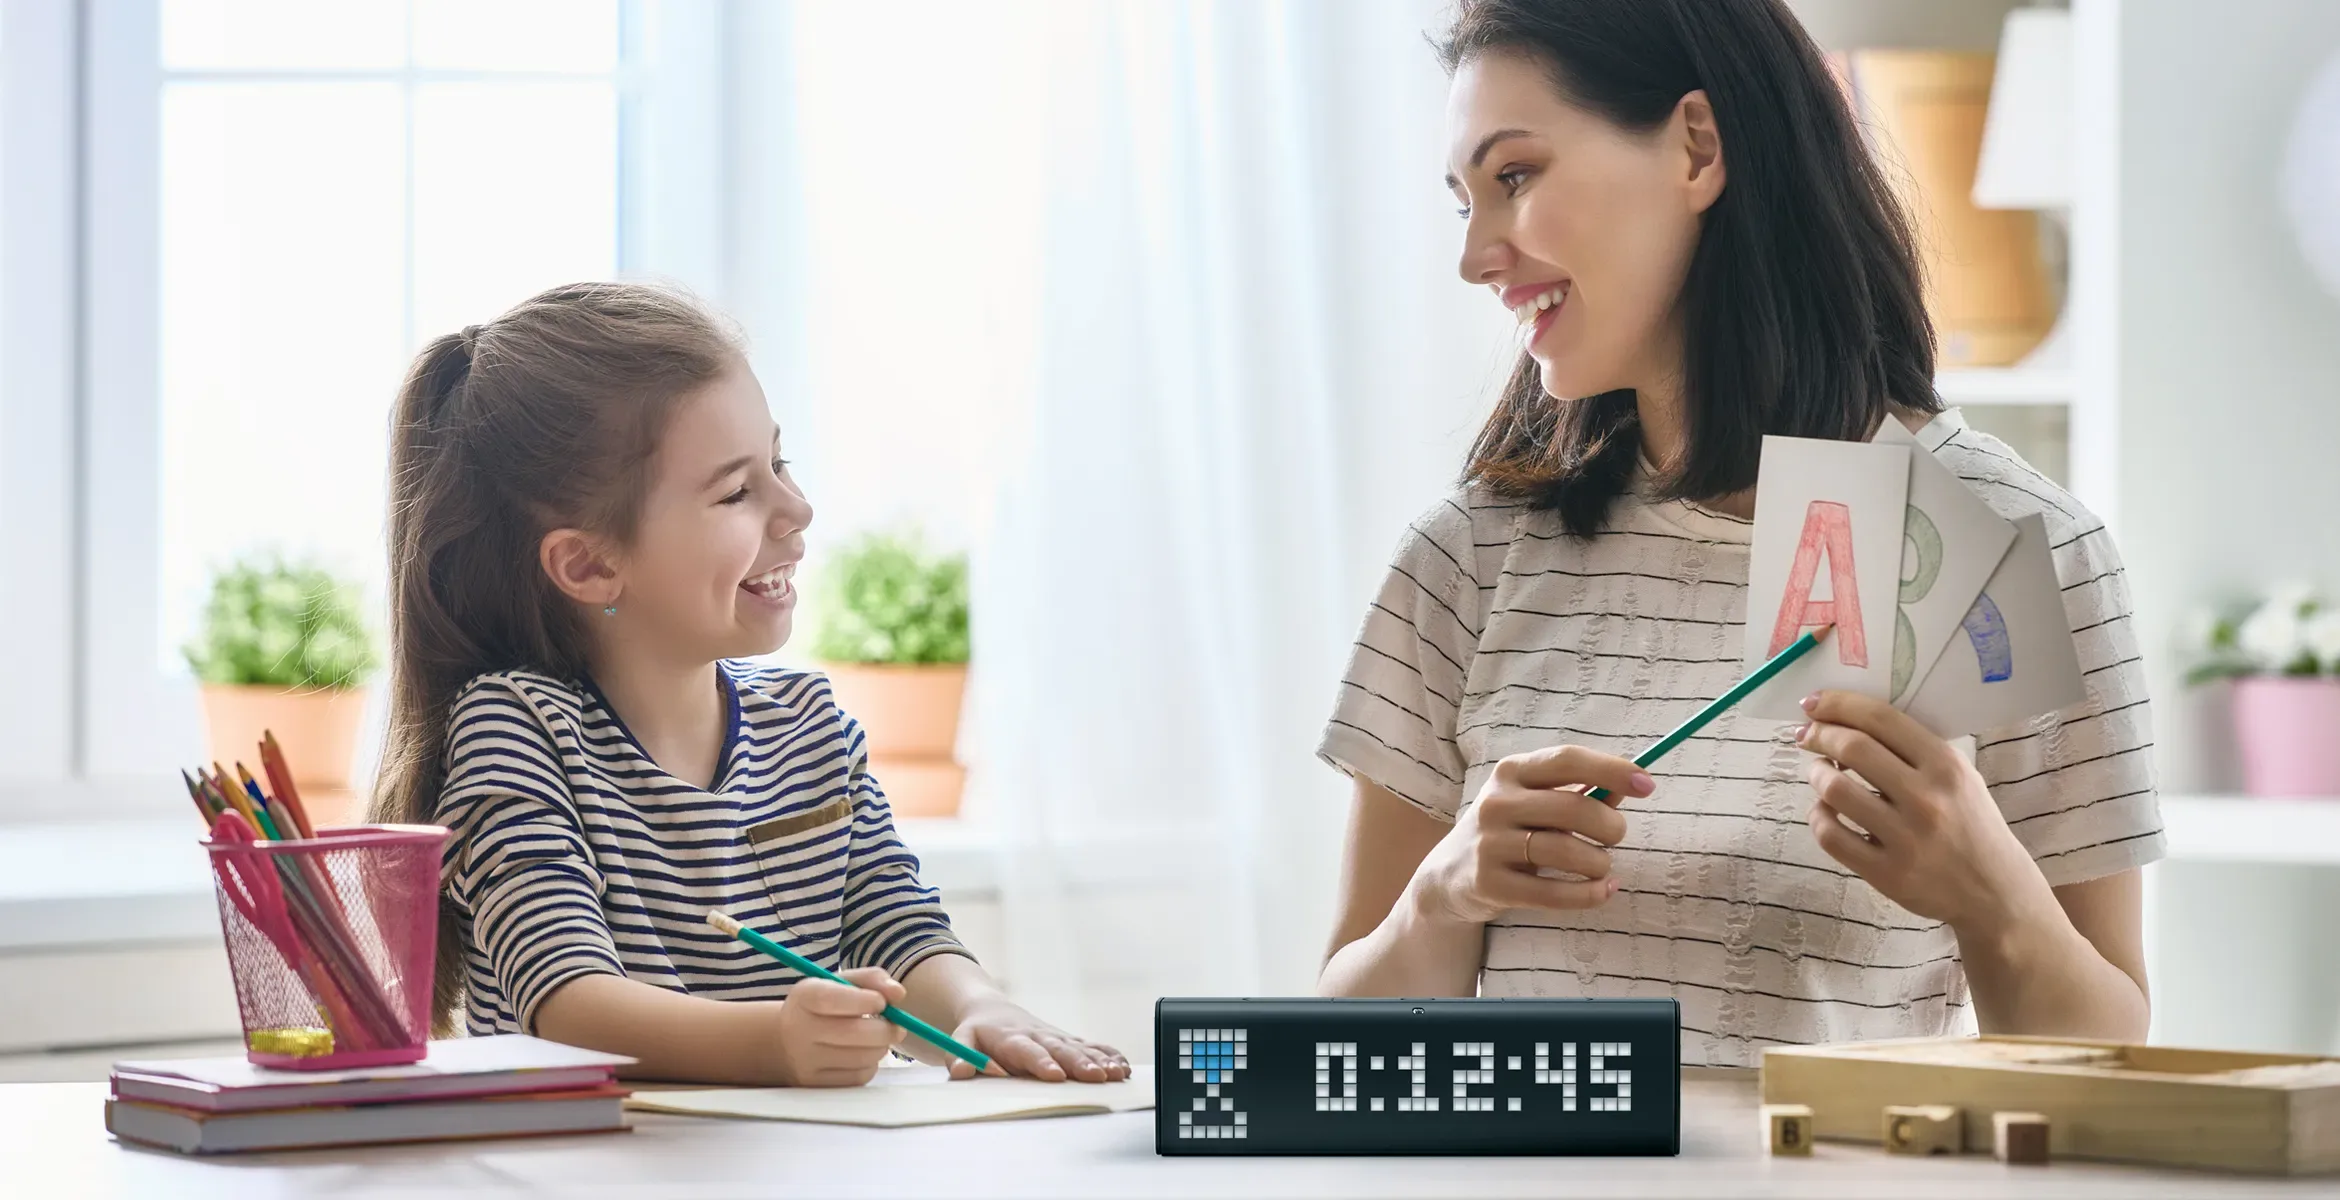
left=111, top=1034, right=634, bottom=1112
left=106, top=1086, right=630, bottom=1155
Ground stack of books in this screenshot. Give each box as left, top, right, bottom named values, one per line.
left=105, top=1034, right=634, bottom=1155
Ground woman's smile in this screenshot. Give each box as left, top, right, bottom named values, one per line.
left=1501, top=279, right=1572, bottom=348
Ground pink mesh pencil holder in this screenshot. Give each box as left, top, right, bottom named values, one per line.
left=204, top=822, right=451, bottom=1070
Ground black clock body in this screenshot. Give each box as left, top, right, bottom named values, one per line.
left=1155, top=997, right=1679, bottom=1156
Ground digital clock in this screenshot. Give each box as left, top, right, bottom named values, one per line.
left=1154, top=997, right=1678, bottom=1156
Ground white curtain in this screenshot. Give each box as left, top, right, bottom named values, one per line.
left=964, top=0, right=1514, bottom=1053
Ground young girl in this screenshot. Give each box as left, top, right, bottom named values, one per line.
left=372, top=282, right=1126, bottom=1087
left=1318, top=0, right=2160, bottom=1066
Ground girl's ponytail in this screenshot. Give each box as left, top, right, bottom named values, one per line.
left=373, top=328, right=500, bottom=1033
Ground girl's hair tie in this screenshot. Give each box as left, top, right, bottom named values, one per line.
left=426, top=326, right=485, bottom=431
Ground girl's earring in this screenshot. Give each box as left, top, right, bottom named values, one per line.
left=603, top=604, right=618, bottom=617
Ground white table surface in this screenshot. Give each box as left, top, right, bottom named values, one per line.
left=12, top=1074, right=2333, bottom=1199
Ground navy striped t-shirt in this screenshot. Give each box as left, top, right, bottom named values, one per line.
left=434, top=662, right=968, bottom=1035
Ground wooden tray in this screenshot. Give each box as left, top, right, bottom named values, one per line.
left=1761, top=1035, right=2340, bottom=1175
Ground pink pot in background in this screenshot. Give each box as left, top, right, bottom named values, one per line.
left=2231, top=677, right=2340, bottom=796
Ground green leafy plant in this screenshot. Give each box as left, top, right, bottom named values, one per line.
left=184, top=556, right=379, bottom=690
left=2182, top=583, right=2340, bottom=686
left=810, top=530, right=970, bottom=665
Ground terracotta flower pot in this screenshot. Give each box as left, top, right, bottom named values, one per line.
left=2231, top=677, right=2340, bottom=797
left=199, top=685, right=371, bottom=828
left=819, top=664, right=967, bottom=759
left=819, top=663, right=967, bottom=819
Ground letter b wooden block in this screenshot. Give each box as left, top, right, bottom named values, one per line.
left=1761, top=1103, right=1814, bottom=1156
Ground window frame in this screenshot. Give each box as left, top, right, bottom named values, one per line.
left=0, top=0, right=89, bottom=817
left=9, top=0, right=734, bottom=818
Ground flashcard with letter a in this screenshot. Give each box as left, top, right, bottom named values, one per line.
left=1741, top=436, right=1910, bottom=719
left=1873, top=419, right=2018, bottom=704
left=1904, top=513, right=2087, bottom=736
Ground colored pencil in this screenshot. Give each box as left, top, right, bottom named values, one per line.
left=199, top=773, right=246, bottom=832
left=209, top=763, right=277, bottom=838
left=238, top=767, right=301, bottom=846
left=706, top=909, right=994, bottom=1073
left=180, top=770, right=219, bottom=824
left=258, top=732, right=318, bottom=839
left=1587, top=625, right=1835, bottom=802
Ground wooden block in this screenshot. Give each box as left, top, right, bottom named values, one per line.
left=1760, top=1104, right=1814, bottom=1156
left=1881, top=1104, right=1963, bottom=1155
left=1761, top=1035, right=2340, bottom=1175
left=1993, top=1111, right=2049, bottom=1165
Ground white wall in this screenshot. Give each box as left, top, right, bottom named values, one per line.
left=2118, top=0, right=2340, bottom=1054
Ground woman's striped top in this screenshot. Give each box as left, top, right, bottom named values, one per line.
left=1317, top=409, right=2163, bottom=1067
left=435, top=662, right=967, bottom=1035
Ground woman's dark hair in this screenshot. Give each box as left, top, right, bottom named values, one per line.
left=370, top=281, right=741, bottom=1032
left=1438, top=0, right=1939, bottom=536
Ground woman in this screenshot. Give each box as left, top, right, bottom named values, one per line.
left=1316, top=0, right=2160, bottom=1068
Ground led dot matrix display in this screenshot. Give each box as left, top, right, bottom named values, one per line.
left=1157, top=997, right=1677, bottom=1156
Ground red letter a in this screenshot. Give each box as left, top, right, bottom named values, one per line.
left=1768, top=500, right=1868, bottom=666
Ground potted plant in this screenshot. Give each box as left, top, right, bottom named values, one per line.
left=2183, top=583, right=2340, bottom=796
left=810, top=531, right=971, bottom=819
left=185, top=556, right=379, bottom=827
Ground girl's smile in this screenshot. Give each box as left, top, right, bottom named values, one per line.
left=740, top=560, right=799, bottom=608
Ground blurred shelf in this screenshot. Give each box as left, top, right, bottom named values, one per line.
left=1935, top=366, right=2074, bottom=407
left=2159, top=795, right=2340, bottom=867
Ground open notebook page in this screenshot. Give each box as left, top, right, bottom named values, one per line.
left=626, top=1064, right=1156, bottom=1128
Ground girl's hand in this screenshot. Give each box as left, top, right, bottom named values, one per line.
left=944, top=998, right=1131, bottom=1083
left=767, top=967, right=909, bottom=1087
left=1797, top=691, right=2053, bottom=934
left=1410, top=745, right=1652, bottom=926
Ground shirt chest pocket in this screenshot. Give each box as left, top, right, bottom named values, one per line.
left=743, top=797, right=854, bottom=954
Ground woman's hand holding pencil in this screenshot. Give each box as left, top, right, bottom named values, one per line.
left=1410, top=746, right=1651, bottom=925
left=1405, top=626, right=1839, bottom=925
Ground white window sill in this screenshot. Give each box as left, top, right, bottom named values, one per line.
left=2157, top=795, right=2340, bottom=867
left=0, top=817, right=1001, bottom=954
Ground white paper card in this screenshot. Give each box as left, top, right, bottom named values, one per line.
left=1873, top=419, right=2019, bottom=704
left=625, top=1064, right=1157, bottom=1128
left=1904, top=512, right=2087, bottom=736
left=1742, top=436, right=1910, bottom=718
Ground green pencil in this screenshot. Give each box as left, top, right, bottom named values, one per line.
left=707, top=909, right=994, bottom=1074
left=1587, top=624, right=1834, bottom=802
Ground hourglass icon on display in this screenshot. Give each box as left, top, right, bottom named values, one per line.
left=1176, top=1027, right=1246, bottom=1139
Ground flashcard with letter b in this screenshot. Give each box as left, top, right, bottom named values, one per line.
left=1872, top=419, right=2019, bottom=705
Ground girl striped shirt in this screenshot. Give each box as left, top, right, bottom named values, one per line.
left=1318, top=410, right=2163, bottom=1067
left=435, top=662, right=968, bottom=1035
